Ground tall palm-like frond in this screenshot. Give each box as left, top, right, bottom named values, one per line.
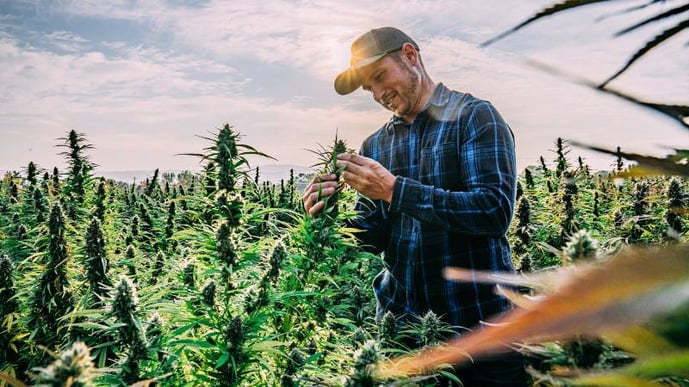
left=482, top=0, right=617, bottom=48
left=482, top=0, right=689, bottom=87
left=525, top=58, right=689, bottom=130
left=484, top=0, right=689, bottom=176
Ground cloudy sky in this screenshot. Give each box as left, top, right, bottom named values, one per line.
left=1, top=0, right=687, bottom=179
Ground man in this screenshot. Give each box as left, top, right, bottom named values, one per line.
left=303, top=27, right=528, bottom=386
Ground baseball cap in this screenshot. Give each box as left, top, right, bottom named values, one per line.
left=334, top=27, right=419, bottom=95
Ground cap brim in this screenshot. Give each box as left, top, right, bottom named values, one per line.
left=333, top=53, right=387, bottom=95
left=334, top=68, right=360, bottom=95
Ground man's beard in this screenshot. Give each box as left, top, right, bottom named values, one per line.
left=393, top=63, right=420, bottom=118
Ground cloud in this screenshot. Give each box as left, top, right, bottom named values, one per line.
left=0, top=29, right=385, bottom=171
left=44, top=30, right=89, bottom=52
left=0, top=0, right=686, bottom=176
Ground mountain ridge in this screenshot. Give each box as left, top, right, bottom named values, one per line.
left=97, top=164, right=313, bottom=184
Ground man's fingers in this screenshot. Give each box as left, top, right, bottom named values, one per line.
left=302, top=172, right=342, bottom=215
left=338, top=152, right=371, bottom=166
left=340, top=170, right=360, bottom=192
left=310, top=173, right=338, bottom=185
left=308, top=200, right=325, bottom=216
left=337, top=152, right=357, bottom=164
left=337, top=159, right=362, bottom=175
left=302, top=184, right=337, bottom=214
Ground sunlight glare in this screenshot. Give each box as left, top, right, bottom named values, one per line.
left=323, top=27, right=359, bottom=74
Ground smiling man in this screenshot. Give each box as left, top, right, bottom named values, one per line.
left=303, top=26, right=528, bottom=386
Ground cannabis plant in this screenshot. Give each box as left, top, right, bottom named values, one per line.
left=564, top=229, right=599, bottom=262
left=346, top=340, right=383, bottom=387
left=0, top=252, right=24, bottom=371
left=665, top=178, right=686, bottom=238
left=29, top=202, right=75, bottom=351
left=30, top=342, right=98, bottom=387
left=110, top=275, right=147, bottom=383
left=93, top=178, right=106, bottom=222
left=281, top=347, right=306, bottom=387
left=630, top=180, right=651, bottom=243
left=308, top=135, right=349, bottom=220
left=559, top=170, right=579, bottom=244
left=57, top=130, right=95, bottom=219
left=513, top=195, right=532, bottom=271
left=84, top=218, right=111, bottom=305
left=181, top=123, right=275, bottom=195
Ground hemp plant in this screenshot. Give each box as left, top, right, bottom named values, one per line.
left=0, top=251, right=26, bottom=377
left=345, top=340, right=383, bottom=387
left=559, top=170, right=579, bottom=246
left=30, top=342, right=99, bottom=386
left=308, top=134, right=350, bottom=220
left=180, top=123, right=275, bottom=226
left=630, top=180, right=651, bottom=243
left=564, top=229, right=599, bottom=263
left=665, top=177, right=686, bottom=238
left=28, top=202, right=75, bottom=352
left=93, top=178, right=107, bottom=222
left=57, top=130, right=95, bottom=220
left=513, top=195, right=532, bottom=272
left=109, top=275, right=148, bottom=383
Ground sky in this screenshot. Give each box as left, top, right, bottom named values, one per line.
left=1, top=0, right=687, bottom=180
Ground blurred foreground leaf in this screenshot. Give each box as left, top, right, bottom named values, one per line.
left=482, top=0, right=689, bottom=88
left=374, top=243, right=689, bottom=383
left=570, top=142, right=689, bottom=177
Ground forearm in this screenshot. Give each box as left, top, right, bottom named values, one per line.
left=389, top=103, right=517, bottom=236
left=389, top=175, right=515, bottom=236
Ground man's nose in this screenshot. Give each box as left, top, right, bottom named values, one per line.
left=371, top=86, right=385, bottom=102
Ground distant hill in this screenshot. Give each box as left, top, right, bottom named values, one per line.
left=97, top=164, right=313, bottom=185
left=256, top=164, right=314, bottom=184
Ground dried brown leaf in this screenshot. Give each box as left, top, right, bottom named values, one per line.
left=375, top=244, right=689, bottom=378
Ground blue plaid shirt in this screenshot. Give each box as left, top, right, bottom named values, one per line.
left=351, top=83, right=517, bottom=329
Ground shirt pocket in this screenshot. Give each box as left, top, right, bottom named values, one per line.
left=420, top=142, right=460, bottom=188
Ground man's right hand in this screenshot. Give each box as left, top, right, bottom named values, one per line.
left=302, top=173, right=339, bottom=216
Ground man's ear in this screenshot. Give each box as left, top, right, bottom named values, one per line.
left=401, top=42, right=418, bottom=65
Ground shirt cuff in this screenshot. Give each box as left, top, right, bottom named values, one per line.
left=389, top=176, right=429, bottom=213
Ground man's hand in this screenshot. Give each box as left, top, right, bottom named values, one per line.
left=336, top=153, right=396, bottom=203
left=302, top=173, right=339, bottom=216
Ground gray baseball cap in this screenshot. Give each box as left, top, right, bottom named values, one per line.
left=334, top=27, right=419, bottom=95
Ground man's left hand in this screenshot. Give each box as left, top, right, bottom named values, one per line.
left=336, top=153, right=396, bottom=203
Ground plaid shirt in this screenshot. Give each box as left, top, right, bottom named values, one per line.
left=351, top=83, right=517, bottom=329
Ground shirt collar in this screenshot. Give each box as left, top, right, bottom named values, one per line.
left=426, top=82, right=450, bottom=108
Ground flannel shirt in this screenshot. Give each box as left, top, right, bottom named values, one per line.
left=351, top=83, right=517, bottom=329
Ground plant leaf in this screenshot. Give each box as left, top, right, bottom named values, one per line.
left=601, top=18, right=689, bottom=87
left=569, top=141, right=689, bottom=177
left=481, top=0, right=613, bottom=47
left=0, top=372, right=27, bottom=387
left=375, top=244, right=689, bottom=378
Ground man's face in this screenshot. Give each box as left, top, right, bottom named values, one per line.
left=357, top=50, right=420, bottom=120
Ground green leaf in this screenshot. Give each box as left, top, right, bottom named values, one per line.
left=169, top=339, right=215, bottom=350
left=215, top=352, right=230, bottom=368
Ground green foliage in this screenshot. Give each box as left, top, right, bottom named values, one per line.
left=28, top=203, right=75, bottom=352
left=57, top=130, right=95, bottom=219
left=564, top=229, right=599, bottom=262
left=308, top=133, right=351, bottom=221
left=84, top=218, right=110, bottom=305
left=666, top=177, right=687, bottom=237
left=30, top=342, right=99, bottom=386
left=346, top=340, right=383, bottom=386
left=1, top=126, right=687, bottom=386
